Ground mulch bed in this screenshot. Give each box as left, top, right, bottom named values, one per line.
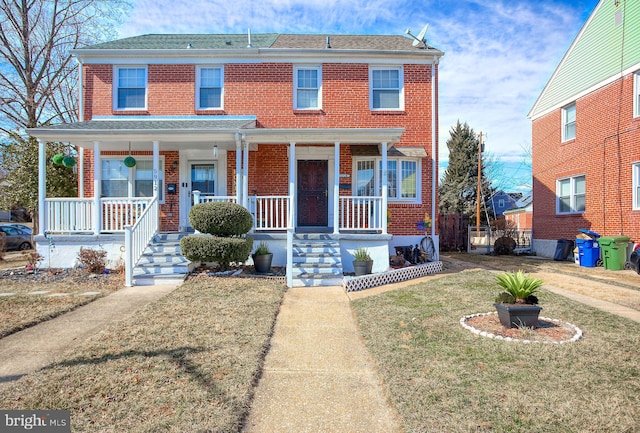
left=463, top=312, right=581, bottom=343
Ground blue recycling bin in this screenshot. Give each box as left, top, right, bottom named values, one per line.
left=576, top=229, right=600, bottom=267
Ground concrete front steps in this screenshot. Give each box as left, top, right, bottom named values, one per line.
left=291, top=234, right=344, bottom=287
left=132, top=233, right=193, bottom=286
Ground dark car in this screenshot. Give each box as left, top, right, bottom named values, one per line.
left=0, top=225, right=33, bottom=251
left=2, top=223, right=33, bottom=235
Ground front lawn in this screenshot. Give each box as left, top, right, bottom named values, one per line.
left=0, top=277, right=286, bottom=432
left=352, top=269, right=640, bottom=433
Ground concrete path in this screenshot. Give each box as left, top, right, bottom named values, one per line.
left=0, top=284, right=178, bottom=388
left=243, top=287, right=401, bottom=433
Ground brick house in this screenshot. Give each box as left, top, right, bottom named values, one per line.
left=528, top=0, right=640, bottom=257
left=28, top=33, right=443, bottom=286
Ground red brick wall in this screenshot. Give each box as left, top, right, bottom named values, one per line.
left=82, top=62, right=439, bottom=236
left=532, top=72, right=640, bottom=242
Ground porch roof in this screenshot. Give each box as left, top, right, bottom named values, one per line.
left=28, top=117, right=404, bottom=149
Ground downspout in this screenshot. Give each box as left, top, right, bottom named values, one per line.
left=431, top=56, right=439, bottom=238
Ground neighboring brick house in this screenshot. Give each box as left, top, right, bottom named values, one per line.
left=528, top=0, right=640, bottom=257
left=28, top=33, right=444, bottom=285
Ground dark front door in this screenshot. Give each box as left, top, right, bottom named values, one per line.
left=297, top=160, right=328, bottom=227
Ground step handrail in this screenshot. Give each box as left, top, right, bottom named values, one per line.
left=124, top=196, right=159, bottom=286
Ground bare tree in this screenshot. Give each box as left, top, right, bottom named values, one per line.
left=0, top=0, right=129, bottom=222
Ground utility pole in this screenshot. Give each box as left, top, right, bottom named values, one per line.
left=476, top=131, right=484, bottom=234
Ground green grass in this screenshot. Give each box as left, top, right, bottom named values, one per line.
left=352, top=269, right=640, bottom=433
left=0, top=277, right=286, bottom=432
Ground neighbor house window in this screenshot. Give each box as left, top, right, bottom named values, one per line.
left=197, top=66, right=223, bottom=110
left=114, top=66, right=147, bottom=110
left=634, top=72, right=640, bottom=118
left=102, top=158, right=164, bottom=203
left=557, top=175, right=585, bottom=214
left=370, top=67, right=404, bottom=110
left=354, top=158, right=420, bottom=202
left=562, top=102, right=576, bottom=141
left=633, top=163, right=640, bottom=210
left=294, top=66, right=321, bottom=109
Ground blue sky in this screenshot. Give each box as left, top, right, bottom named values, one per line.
left=116, top=0, right=600, bottom=193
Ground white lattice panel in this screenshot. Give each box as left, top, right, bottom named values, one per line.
left=343, top=261, right=444, bottom=292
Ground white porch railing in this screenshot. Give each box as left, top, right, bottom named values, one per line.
left=192, top=191, right=238, bottom=204
left=339, top=196, right=383, bottom=231
left=44, top=198, right=94, bottom=233
left=101, top=198, right=152, bottom=232
left=125, top=196, right=159, bottom=286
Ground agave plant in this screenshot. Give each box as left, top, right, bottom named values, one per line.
left=495, top=270, right=543, bottom=305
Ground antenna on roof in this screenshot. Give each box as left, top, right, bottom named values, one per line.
left=247, top=28, right=252, bottom=48
left=405, top=24, right=429, bottom=48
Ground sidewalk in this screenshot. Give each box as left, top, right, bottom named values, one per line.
left=0, top=284, right=178, bottom=388
left=243, top=287, right=401, bottom=433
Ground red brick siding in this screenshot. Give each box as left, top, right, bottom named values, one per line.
left=532, top=72, right=640, bottom=242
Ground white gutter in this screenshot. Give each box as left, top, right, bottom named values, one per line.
left=431, top=57, right=439, bottom=237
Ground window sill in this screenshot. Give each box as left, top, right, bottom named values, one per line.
left=561, top=138, right=576, bottom=145
left=293, top=109, right=324, bottom=115
left=555, top=211, right=585, bottom=216
left=196, top=110, right=225, bottom=115
left=112, top=110, right=149, bottom=115
left=371, top=110, right=406, bottom=115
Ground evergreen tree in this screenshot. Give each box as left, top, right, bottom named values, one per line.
left=439, top=121, right=494, bottom=223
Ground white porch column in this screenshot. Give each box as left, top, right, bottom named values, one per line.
left=79, top=147, right=84, bottom=198
left=93, top=141, right=101, bottom=235
left=152, top=140, right=159, bottom=198
left=288, top=141, right=296, bottom=229
left=242, top=136, right=249, bottom=209
left=333, top=141, right=340, bottom=234
left=381, top=141, right=388, bottom=235
left=235, top=132, right=242, bottom=204
left=37, top=139, right=46, bottom=236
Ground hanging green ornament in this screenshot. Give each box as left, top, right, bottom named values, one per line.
left=124, top=156, right=136, bottom=167
left=62, top=156, right=76, bottom=167
left=52, top=154, right=64, bottom=165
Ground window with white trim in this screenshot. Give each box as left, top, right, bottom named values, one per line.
left=196, top=66, right=223, bottom=110
left=101, top=158, right=164, bottom=203
left=634, top=72, right=640, bottom=118
left=114, top=67, right=147, bottom=110
left=557, top=175, right=585, bottom=214
left=294, top=66, right=321, bottom=109
left=354, top=157, right=420, bottom=202
left=562, top=102, right=576, bottom=141
left=633, top=163, right=640, bottom=210
left=370, top=67, right=404, bottom=110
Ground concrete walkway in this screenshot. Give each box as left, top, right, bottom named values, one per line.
left=0, top=284, right=178, bottom=388
left=243, top=286, right=401, bottom=433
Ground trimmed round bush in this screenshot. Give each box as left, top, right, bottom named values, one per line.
left=189, top=202, right=253, bottom=236
left=180, top=235, right=253, bottom=270
left=494, top=236, right=516, bottom=255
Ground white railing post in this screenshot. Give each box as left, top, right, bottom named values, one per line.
left=381, top=142, right=388, bottom=235
left=286, top=229, right=293, bottom=288
left=193, top=190, right=201, bottom=205
left=38, top=139, right=46, bottom=236
left=333, top=142, right=340, bottom=234
left=93, top=141, right=101, bottom=235
left=125, top=225, right=133, bottom=286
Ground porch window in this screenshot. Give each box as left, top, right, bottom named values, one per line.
left=370, top=67, right=403, bottom=110
left=355, top=158, right=420, bottom=203
left=294, top=66, right=321, bottom=109
left=101, top=158, right=164, bottom=203
left=197, top=66, right=223, bottom=110
left=114, top=67, right=147, bottom=110
left=557, top=175, right=585, bottom=214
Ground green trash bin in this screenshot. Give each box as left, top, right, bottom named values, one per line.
left=597, top=236, right=630, bottom=270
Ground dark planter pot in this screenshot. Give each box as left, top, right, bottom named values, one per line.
left=494, top=303, right=542, bottom=328
left=253, top=253, right=273, bottom=274
left=353, top=260, right=373, bottom=276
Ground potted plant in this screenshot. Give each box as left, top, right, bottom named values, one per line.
left=493, top=270, right=544, bottom=328
left=353, top=247, right=373, bottom=276
left=252, top=241, right=273, bottom=273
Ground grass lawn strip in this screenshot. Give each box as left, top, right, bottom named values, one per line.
left=0, top=277, right=286, bottom=432
left=352, top=269, right=640, bottom=433
left=0, top=274, right=122, bottom=338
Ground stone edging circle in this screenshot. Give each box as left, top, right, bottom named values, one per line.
left=460, top=311, right=583, bottom=344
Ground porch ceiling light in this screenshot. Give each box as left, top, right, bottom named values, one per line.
left=213, top=144, right=218, bottom=159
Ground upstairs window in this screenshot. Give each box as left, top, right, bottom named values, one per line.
left=197, top=66, right=223, bottom=110
left=294, top=66, right=321, bottom=109
left=370, top=67, right=403, bottom=110
left=634, top=72, right=640, bottom=118
left=562, top=102, right=576, bottom=141
left=114, top=67, right=147, bottom=110
left=557, top=175, right=585, bottom=214
left=633, top=163, right=640, bottom=210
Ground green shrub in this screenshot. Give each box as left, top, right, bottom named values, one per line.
left=180, top=235, right=253, bottom=270
left=188, top=202, right=253, bottom=236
